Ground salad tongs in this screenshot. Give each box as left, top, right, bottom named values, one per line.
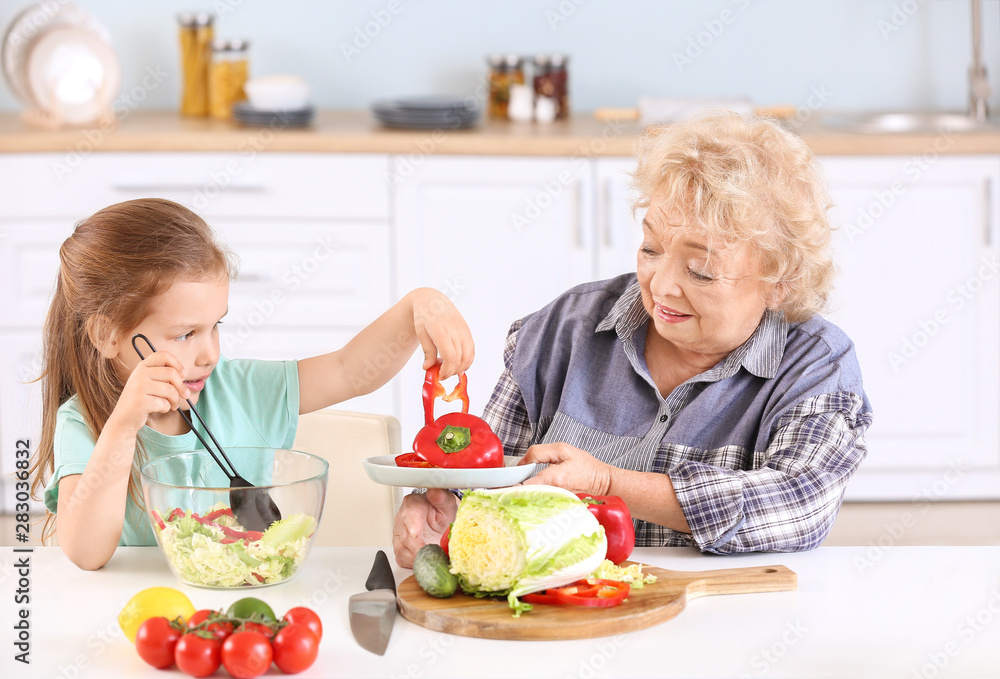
left=131, top=334, right=282, bottom=532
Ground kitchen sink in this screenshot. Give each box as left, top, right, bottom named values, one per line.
left=822, top=112, right=998, bottom=134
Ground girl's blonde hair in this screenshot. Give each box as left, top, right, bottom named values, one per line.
left=30, top=198, right=236, bottom=542
left=632, top=112, right=835, bottom=322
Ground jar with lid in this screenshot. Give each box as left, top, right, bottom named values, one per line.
left=533, top=54, right=569, bottom=119
left=487, top=54, right=524, bottom=119
left=178, top=13, right=214, bottom=116
left=209, top=39, right=249, bottom=119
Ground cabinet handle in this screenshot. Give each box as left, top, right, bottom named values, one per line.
left=601, top=178, right=613, bottom=248
left=571, top=180, right=583, bottom=249
left=985, top=176, right=994, bottom=248
left=111, top=182, right=266, bottom=193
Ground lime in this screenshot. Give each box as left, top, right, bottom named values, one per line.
left=118, top=586, right=196, bottom=644
left=226, top=596, right=276, bottom=622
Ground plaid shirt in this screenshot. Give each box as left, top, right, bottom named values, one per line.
left=482, top=274, right=872, bottom=554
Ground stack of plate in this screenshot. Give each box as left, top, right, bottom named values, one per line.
left=232, top=102, right=315, bottom=128
left=372, top=97, right=479, bottom=130
left=2, top=2, right=120, bottom=127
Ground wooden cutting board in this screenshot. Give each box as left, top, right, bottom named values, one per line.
left=397, top=562, right=797, bottom=640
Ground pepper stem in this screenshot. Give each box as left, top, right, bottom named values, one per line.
left=436, top=425, right=472, bottom=453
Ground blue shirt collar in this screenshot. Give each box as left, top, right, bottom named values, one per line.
left=596, top=281, right=788, bottom=380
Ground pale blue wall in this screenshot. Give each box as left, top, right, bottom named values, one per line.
left=1, top=0, right=997, bottom=114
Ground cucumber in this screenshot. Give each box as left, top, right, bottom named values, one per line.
left=413, top=544, right=458, bottom=598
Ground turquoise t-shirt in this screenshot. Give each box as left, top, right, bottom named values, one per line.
left=43, top=356, right=300, bottom=546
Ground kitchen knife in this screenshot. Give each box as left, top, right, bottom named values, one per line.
left=349, top=549, right=398, bottom=655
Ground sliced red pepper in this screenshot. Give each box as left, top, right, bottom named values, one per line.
left=577, top=493, right=636, bottom=564
left=244, top=531, right=263, bottom=542
left=204, top=507, right=235, bottom=521
left=549, top=579, right=629, bottom=607
left=167, top=508, right=186, bottom=521
left=422, top=363, right=470, bottom=425
left=151, top=510, right=166, bottom=531
left=395, top=452, right=434, bottom=468
left=521, top=591, right=561, bottom=606
left=220, top=537, right=241, bottom=544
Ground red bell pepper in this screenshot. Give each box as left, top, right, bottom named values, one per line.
left=411, top=364, right=504, bottom=469
left=576, top=493, right=635, bottom=564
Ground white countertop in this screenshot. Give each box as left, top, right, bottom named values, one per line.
left=2, top=545, right=999, bottom=678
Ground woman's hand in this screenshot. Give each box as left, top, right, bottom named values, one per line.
left=520, top=442, right=615, bottom=496
left=111, top=351, right=190, bottom=433
left=410, top=288, right=474, bottom=379
left=392, top=488, right=459, bottom=568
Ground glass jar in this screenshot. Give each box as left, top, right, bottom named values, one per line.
left=534, top=54, right=569, bottom=119
left=209, top=39, right=249, bottom=120
left=178, top=13, right=214, bottom=116
left=487, top=54, right=524, bottom=120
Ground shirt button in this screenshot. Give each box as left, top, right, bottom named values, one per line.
left=660, top=414, right=668, bottom=422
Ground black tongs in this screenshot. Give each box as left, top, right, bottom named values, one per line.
left=131, top=334, right=281, bottom=532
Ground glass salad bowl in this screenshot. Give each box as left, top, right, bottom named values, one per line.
left=140, top=448, right=328, bottom=589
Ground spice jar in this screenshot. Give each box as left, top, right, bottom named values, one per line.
left=533, top=54, right=569, bottom=119
left=178, top=13, right=214, bottom=116
left=487, top=54, right=524, bottom=120
left=209, top=39, right=249, bottom=119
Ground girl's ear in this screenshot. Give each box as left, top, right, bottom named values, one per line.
left=85, top=315, right=121, bottom=359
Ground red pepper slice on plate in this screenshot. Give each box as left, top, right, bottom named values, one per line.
left=394, top=452, right=434, bottom=468
left=411, top=364, right=504, bottom=469
left=521, top=591, right=561, bottom=606
left=576, top=493, right=636, bottom=564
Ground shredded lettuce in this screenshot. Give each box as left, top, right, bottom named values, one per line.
left=154, top=503, right=314, bottom=587
left=446, top=486, right=607, bottom=614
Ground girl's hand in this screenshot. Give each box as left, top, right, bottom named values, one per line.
left=411, top=288, right=474, bottom=379
left=520, top=442, right=614, bottom=496
left=112, top=351, right=190, bottom=433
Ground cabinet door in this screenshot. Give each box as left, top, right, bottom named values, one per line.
left=0, top=218, right=68, bottom=328
left=595, top=157, right=644, bottom=279
left=0, top=331, right=44, bottom=512
left=393, top=156, right=595, bottom=438
left=822, top=156, right=1000, bottom=498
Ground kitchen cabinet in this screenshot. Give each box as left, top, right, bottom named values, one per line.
left=392, top=156, right=596, bottom=439
left=2, top=149, right=999, bottom=505
left=822, top=155, right=1000, bottom=500
left=598, top=154, right=1000, bottom=500
left=0, top=152, right=394, bottom=511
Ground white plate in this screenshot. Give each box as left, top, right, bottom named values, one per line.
left=362, top=455, right=537, bottom=489
left=26, top=26, right=120, bottom=125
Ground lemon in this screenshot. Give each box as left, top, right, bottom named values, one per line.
left=118, top=586, right=196, bottom=644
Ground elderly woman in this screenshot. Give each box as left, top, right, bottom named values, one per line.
left=393, top=112, right=873, bottom=567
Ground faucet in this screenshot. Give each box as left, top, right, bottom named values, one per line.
left=970, top=0, right=990, bottom=122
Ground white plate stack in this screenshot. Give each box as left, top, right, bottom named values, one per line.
left=2, top=2, right=121, bottom=128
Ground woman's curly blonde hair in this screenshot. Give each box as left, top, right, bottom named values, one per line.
left=631, top=111, right=835, bottom=323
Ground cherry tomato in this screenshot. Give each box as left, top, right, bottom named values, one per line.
left=221, top=630, right=273, bottom=679
left=187, top=609, right=234, bottom=640
left=134, top=616, right=182, bottom=669
left=272, top=623, right=319, bottom=674
left=237, top=620, right=274, bottom=638
left=174, top=633, right=222, bottom=678
left=282, top=607, right=323, bottom=642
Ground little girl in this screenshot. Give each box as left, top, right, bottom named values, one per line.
left=29, top=198, right=474, bottom=570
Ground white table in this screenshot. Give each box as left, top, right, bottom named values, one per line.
left=2, top=545, right=998, bottom=678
